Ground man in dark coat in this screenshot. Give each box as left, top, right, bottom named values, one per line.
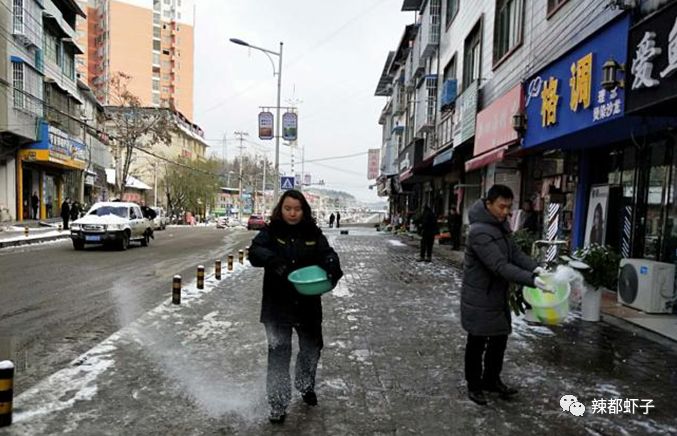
left=417, top=206, right=438, bottom=262
left=140, top=201, right=157, bottom=240
left=249, top=190, right=343, bottom=423
left=328, top=213, right=335, bottom=228
left=60, top=198, right=71, bottom=230
left=70, top=201, right=80, bottom=221
left=461, top=184, right=551, bottom=406
left=335, top=212, right=341, bottom=228
left=447, top=207, right=462, bottom=250
left=31, top=192, right=39, bottom=220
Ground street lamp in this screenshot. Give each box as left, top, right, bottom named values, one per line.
left=229, top=37, right=283, bottom=201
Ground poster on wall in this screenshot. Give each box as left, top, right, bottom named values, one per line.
left=584, top=184, right=609, bottom=247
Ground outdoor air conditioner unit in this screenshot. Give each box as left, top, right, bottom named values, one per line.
left=617, top=259, right=676, bottom=313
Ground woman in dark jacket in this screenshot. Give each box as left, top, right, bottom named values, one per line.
left=461, top=185, right=550, bottom=406
left=249, top=189, right=343, bottom=423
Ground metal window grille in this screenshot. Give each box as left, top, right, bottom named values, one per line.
left=426, top=76, right=438, bottom=126
left=13, top=0, right=23, bottom=34
left=13, top=62, right=24, bottom=109
left=429, top=0, right=441, bottom=45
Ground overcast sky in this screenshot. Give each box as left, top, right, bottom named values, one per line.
left=193, top=0, right=413, bottom=203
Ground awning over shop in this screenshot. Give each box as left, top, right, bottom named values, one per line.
left=433, top=147, right=454, bottom=166
left=464, top=145, right=508, bottom=172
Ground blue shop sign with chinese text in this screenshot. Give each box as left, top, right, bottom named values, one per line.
left=523, top=15, right=630, bottom=149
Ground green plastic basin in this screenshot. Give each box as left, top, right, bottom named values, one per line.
left=522, top=274, right=571, bottom=325
left=287, top=265, right=334, bottom=295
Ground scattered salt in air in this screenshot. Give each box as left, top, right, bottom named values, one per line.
left=387, top=239, right=407, bottom=247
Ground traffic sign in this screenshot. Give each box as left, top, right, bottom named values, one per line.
left=280, top=176, right=295, bottom=191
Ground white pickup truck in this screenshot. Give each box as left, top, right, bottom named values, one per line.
left=70, top=202, right=152, bottom=250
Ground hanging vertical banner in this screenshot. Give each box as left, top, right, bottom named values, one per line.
left=258, top=112, right=274, bottom=140
left=367, top=148, right=380, bottom=180
left=282, top=112, right=298, bottom=141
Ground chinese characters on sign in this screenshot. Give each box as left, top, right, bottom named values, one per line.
left=258, top=111, right=274, bottom=140
left=569, top=52, right=593, bottom=111
left=631, top=31, right=662, bottom=89
left=593, top=87, right=622, bottom=122
left=541, top=77, right=560, bottom=127
left=367, top=148, right=380, bottom=180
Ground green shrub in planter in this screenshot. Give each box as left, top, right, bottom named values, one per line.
left=573, top=244, right=621, bottom=290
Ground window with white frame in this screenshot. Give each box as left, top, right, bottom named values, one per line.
left=13, top=62, right=24, bottom=109
left=494, top=0, right=524, bottom=63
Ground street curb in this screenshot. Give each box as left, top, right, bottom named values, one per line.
left=0, top=234, right=70, bottom=249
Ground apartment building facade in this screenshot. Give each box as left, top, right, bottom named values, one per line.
left=376, top=0, right=677, bottom=264
left=79, top=0, right=194, bottom=119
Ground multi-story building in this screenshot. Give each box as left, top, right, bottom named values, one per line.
left=78, top=0, right=195, bottom=119
left=104, top=106, right=208, bottom=206
left=376, top=0, right=677, bottom=267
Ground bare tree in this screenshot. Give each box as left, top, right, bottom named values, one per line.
left=106, top=72, right=172, bottom=197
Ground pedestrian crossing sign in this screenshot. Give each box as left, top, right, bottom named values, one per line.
left=280, top=176, right=295, bottom=191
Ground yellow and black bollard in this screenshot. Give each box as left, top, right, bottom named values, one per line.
left=215, top=260, right=222, bottom=280
left=172, top=275, right=181, bottom=305
left=197, top=265, right=205, bottom=289
left=0, top=360, right=14, bottom=427
left=227, top=255, right=234, bottom=271
left=23, top=227, right=28, bottom=237
left=238, top=250, right=244, bottom=264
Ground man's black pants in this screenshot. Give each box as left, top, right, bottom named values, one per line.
left=464, top=333, right=508, bottom=391
left=264, top=322, right=323, bottom=410
left=420, top=234, right=435, bottom=259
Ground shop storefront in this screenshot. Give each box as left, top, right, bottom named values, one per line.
left=522, top=15, right=633, bottom=255
left=17, top=121, right=86, bottom=220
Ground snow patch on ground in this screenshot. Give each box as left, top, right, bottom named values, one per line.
left=331, top=280, right=353, bottom=298
left=387, top=239, right=407, bottom=247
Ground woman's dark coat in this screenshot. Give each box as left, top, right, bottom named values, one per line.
left=461, top=200, right=537, bottom=336
left=249, top=220, right=343, bottom=325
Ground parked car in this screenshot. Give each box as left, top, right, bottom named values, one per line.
left=151, top=207, right=168, bottom=230
left=70, top=202, right=152, bottom=250
left=247, top=214, right=266, bottom=230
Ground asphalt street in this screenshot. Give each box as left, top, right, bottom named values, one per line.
left=0, top=226, right=253, bottom=395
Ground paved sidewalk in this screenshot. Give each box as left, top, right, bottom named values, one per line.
left=1, top=228, right=676, bottom=435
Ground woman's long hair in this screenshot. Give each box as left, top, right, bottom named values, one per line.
left=270, top=189, right=316, bottom=227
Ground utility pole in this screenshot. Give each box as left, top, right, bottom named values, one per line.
left=300, top=143, right=305, bottom=191
left=234, top=130, right=248, bottom=222
left=222, top=133, right=228, bottom=162
left=262, top=152, right=267, bottom=214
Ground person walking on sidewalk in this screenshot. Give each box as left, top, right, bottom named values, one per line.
left=249, top=189, right=344, bottom=424
left=417, top=206, right=438, bottom=262
left=328, top=212, right=335, bottom=228
left=461, top=184, right=552, bottom=406
left=31, top=192, right=39, bottom=220
left=447, top=206, right=462, bottom=250
left=335, top=211, right=341, bottom=228
left=60, top=198, right=71, bottom=230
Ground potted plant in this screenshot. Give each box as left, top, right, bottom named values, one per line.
left=572, top=244, right=621, bottom=322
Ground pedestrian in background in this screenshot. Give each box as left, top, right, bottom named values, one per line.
left=60, top=198, right=71, bottom=230
left=31, top=192, right=39, bottom=220
left=447, top=206, right=462, bottom=250
left=461, top=184, right=552, bottom=406
left=249, top=189, right=343, bottom=424
left=69, top=201, right=80, bottom=222
left=335, top=211, right=341, bottom=228
left=417, top=206, right=438, bottom=262
left=328, top=212, right=335, bottom=228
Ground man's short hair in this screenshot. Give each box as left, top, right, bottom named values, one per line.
left=486, top=184, right=514, bottom=202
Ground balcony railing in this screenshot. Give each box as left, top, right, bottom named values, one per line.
left=415, top=75, right=438, bottom=135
